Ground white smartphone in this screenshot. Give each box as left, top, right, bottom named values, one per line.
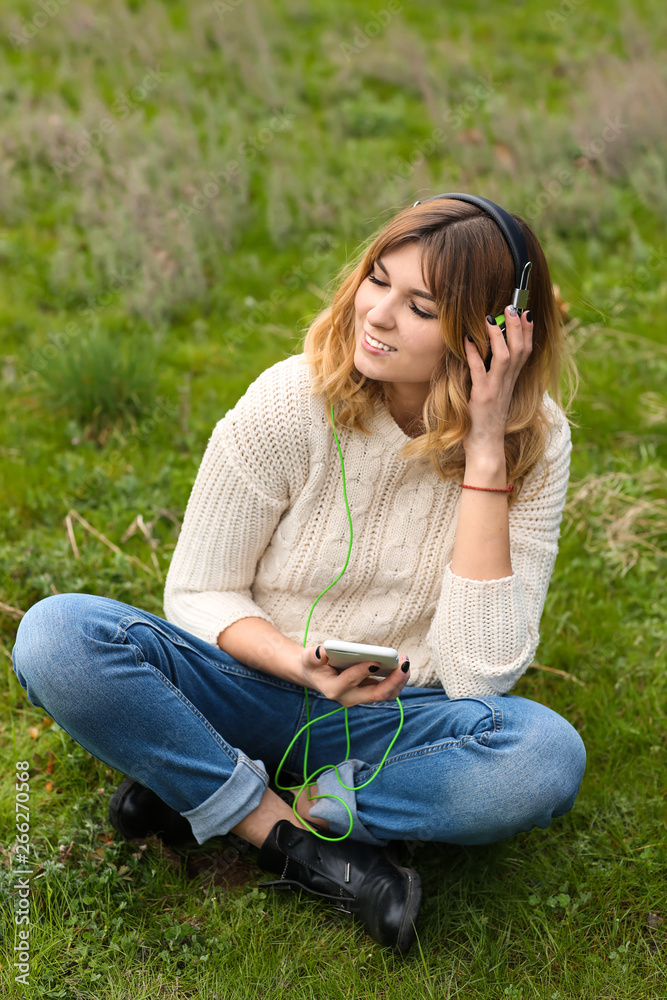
left=322, top=640, right=400, bottom=677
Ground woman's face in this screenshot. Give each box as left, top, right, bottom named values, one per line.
left=352, top=243, right=444, bottom=395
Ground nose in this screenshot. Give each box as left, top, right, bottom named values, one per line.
left=366, top=290, right=397, bottom=328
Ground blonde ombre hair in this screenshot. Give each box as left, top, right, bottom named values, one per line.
left=302, top=198, right=577, bottom=506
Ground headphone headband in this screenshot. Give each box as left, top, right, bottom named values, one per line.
left=412, top=192, right=532, bottom=311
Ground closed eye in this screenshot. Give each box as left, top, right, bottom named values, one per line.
left=367, top=273, right=437, bottom=320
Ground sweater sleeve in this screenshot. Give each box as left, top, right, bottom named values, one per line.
left=426, top=400, right=572, bottom=698
left=163, top=360, right=307, bottom=646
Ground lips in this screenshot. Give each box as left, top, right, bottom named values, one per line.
left=363, top=330, right=397, bottom=352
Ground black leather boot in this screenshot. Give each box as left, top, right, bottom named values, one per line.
left=108, top=777, right=197, bottom=847
left=257, top=819, right=422, bottom=955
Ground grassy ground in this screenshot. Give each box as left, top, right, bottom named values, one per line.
left=1, top=0, right=666, bottom=996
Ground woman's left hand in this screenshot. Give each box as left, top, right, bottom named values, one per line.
left=463, top=306, right=533, bottom=460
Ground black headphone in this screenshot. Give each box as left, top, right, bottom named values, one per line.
left=412, top=192, right=532, bottom=337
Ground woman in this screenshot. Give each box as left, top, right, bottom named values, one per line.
left=12, top=195, right=586, bottom=957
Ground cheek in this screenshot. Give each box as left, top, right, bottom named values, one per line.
left=410, top=333, right=445, bottom=373
left=428, top=333, right=445, bottom=360
left=354, top=286, right=372, bottom=316
left=405, top=329, right=443, bottom=356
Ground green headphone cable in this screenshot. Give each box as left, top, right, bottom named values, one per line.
left=273, top=403, right=404, bottom=841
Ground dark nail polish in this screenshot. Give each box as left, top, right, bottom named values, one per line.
left=315, top=645, right=321, bottom=660
left=466, top=334, right=474, bottom=342
left=369, top=665, right=380, bottom=673
left=526, top=310, right=532, bottom=322
left=401, top=659, right=410, bottom=673
left=486, top=315, right=497, bottom=325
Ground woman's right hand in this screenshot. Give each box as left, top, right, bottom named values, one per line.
left=298, top=643, right=411, bottom=707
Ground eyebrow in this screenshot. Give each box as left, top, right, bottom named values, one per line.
left=375, top=257, right=436, bottom=303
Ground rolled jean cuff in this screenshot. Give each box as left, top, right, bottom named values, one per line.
left=308, top=759, right=388, bottom=847
left=181, top=753, right=268, bottom=845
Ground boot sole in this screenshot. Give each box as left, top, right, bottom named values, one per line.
left=393, top=866, right=422, bottom=956
left=261, top=864, right=423, bottom=955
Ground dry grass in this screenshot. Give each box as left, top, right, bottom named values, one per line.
left=1, top=4, right=666, bottom=997
left=2, top=1, right=666, bottom=332
left=563, top=325, right=667, bottom=574
left=577, top=9, right=667, bottom=189
left=565, top=465, right=667, bottom=574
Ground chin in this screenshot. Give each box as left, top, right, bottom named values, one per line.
left=352, top=344, right=373, bottom=380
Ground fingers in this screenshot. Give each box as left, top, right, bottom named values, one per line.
left=464, top=331, right=487, bottom=376
left=304, top=644, right=411, bottom=706
left=336, top=654, right=411, bottom=705
left=371, top=655, right=411, bottom=701
left=523, top=308, right=534, bottom=353
left=305, top=644, right=377, bottom=685
left=336, top=659, right=384, bottom=687
left=313, top=643, right=329, bottom=666
left=474, top=307, right=533, bottom=376
left=502, top=305, right=533, bottom=363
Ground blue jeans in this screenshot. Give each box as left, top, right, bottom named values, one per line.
left=11, top=593, right=586, bottom=848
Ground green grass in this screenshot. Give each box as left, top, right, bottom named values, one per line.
left=1, top=0, right=666, bottom=996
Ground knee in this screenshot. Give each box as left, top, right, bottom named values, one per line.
left=12, top=592, right=108, bottom=705
left=14, top=593, right=90, bottom=661
left=544, top=711, right=586, bottom=815
left=520, top=704, right=586, bottom=822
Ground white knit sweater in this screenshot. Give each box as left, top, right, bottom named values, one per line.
left=163, top=353, right=571, bottom=698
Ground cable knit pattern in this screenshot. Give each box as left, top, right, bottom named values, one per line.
left=163, top=353, right=571, bottom=698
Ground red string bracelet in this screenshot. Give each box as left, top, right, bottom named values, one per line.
left=459, top=483, right=514, bottom=493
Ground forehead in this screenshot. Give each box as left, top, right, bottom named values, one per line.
left=376, top=243, right=425, bottom=272
left=374, top=244, right=434, bottom=300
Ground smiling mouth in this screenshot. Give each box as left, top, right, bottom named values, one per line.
left=364, top=331, right=397, bottom=352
